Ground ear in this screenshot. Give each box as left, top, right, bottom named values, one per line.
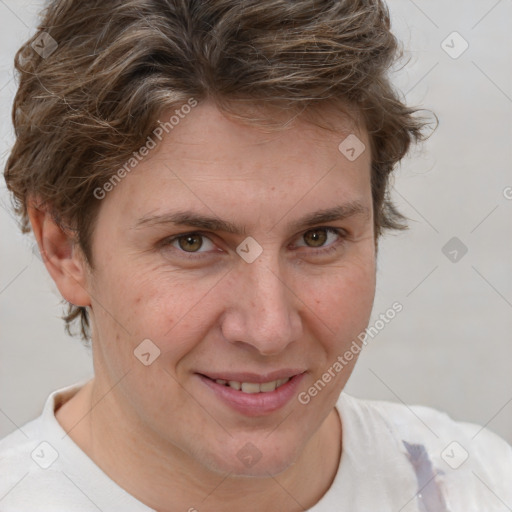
left=27, top=201, right=91, bottom=308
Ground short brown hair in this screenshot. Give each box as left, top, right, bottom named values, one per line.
left=4, top=0, right=433, bottom=342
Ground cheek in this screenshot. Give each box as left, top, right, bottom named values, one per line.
left=89, top=261, right=223, bottom=360
left=89, top=237, right=375, bottom=367
left=301, top=260, right=375, bottom=399
left=306, top=256, right=376, bottom=340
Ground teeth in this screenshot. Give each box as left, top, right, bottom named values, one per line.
left=215, top=377, right=290, bottom=393
left=241, top=382, right=260, bottom=394
left=259, top=380, right=277, bottom=392
left=228, top=380, right=241, bottom=390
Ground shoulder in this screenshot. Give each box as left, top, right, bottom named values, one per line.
left=340, top=392, right=512, bottom=452
left=0, top=383, right=154, bottom=512
left=365, top=396, right=512, bottom=458
left=338, top=393, right=512, bottom=508
left=0, top=383, right=105, bottom=512
left=0, top=415, right=43, bottom=470
left=0, top=413, right=108, bottom=512
left=0, top=417, right=58, bottom=511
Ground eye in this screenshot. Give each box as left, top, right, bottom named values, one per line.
left=164, top=232, right=216, bottom=254
left=160, top=227, right=347, bottom=260
left=295, top=227, right=345, bottom=253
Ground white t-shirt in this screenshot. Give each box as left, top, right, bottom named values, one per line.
left=1, top=382, right=511, bottom=511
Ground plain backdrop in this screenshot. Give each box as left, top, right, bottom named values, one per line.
left=1, top=0, right=511, bottom=445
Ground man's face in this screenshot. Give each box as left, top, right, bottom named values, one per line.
left=85, top=102, right=376, bottom=476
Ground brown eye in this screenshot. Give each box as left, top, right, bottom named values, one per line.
left=295, top=227, right=346, bottom=255
left=177, top=234, right=203, bottom=252
left=161, top=232, right=217, bottom=258
left=303, top=228, right=328, bottom=247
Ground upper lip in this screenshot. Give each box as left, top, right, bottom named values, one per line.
left=198, top=369, right=306, bottom=383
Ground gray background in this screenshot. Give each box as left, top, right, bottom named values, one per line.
left=1, top=1, right=511, bottom=444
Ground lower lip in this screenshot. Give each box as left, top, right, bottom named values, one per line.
left=197, top=373, right=305, bottom=417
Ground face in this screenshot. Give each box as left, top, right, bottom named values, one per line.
left=85, top=101, right=376, bottom=476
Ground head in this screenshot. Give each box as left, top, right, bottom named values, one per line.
left=4, top=0, right=430, bottom=476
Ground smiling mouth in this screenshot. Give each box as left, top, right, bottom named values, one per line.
left=203, top=376, right=291, bottom=394
left=198, top=372, right=306, bottom=415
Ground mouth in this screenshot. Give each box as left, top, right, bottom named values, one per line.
left=196, top=371, right=306, bottom=416
left=202, top=376, right=292, bottom=394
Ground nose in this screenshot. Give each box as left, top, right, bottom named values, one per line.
left=220, top=256, right=303, bottom=356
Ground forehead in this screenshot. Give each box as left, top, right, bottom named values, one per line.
left=159, top=101, right=367, bottom=171
left=96, top=101, right=372, bottom=232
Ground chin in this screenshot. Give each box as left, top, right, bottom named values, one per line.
left=192, top=439, right=299, bottom=478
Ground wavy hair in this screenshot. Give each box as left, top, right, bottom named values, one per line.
left=4, top=0, right=434, bottom=341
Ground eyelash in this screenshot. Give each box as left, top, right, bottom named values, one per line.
left=160, top=227, right=347, bottom=260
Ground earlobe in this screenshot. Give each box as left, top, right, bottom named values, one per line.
left=27, top=202, right=91, bottom=308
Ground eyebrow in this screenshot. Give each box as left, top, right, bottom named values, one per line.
left=134, top=201, right=370, bottom=235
